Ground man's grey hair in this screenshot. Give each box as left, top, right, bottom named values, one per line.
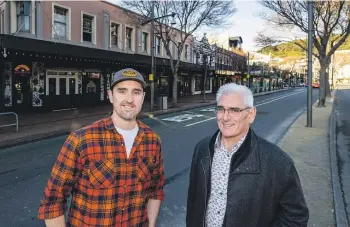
left=216, top=83, right=254, bottom=107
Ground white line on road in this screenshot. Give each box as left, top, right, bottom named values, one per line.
left=255, top=90, right=305, bottom=107
left=184, top=117, right=217, bottom=127
left=185, top=90, right=306, bottom=127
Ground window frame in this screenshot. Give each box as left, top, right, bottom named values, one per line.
left=52, top=2, right=71, bottom=40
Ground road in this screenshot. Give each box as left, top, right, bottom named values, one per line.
left=0, top=87, right=318, bottom=227
left=334, top=85, right=350, bottom=225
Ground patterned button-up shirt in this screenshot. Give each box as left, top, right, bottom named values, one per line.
left=205, top=132, right=247, bottom=227
left=38, top=117, right=165, bottom=227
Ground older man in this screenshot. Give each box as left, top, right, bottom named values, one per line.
left=186, top=83, right=308, bottom=227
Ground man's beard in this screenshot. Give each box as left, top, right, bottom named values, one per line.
left=116, top=107, right=138, bottom=121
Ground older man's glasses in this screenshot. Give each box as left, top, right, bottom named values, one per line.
left=215, top=106, right=251, bottom=117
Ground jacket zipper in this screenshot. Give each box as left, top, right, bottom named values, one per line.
left=201, top=160, right=207, bottom=227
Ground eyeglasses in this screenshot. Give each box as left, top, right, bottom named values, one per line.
left=215, top=106, right=251, bottom=117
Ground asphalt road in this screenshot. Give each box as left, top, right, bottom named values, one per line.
left=0, top=87, right=318, bottom=227
left=335, top=85, right=350, bottom=225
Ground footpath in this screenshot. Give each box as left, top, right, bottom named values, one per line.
left=278, top=86, right=350, bottom=227
left=0, top=88, right=290, bottom=149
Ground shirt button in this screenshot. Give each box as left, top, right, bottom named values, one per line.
left=124, top=185, right=126, bottom=188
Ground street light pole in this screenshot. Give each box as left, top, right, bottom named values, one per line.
left=307, top=0, right=313, bottom=127
left=150, top=1, right=155, bottom=112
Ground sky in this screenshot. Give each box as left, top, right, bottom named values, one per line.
left=193, top=0, right=305, bottom=52
left=110, top=0, right=305, bottom=52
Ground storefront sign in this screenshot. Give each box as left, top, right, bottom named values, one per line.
left=149, top=74, right=154, bottom=81
left=91, top=73, right=100, bottom=78
left=14, top=64, right=31, bottom=75
left=215, top=70, right=234, bottom=76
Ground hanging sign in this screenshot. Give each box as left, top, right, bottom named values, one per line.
left=14, top=64, right=31, bottom=75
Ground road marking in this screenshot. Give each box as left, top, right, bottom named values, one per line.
left=255, top=90, right=305, bottom=107
left=185, top=90, right=306, bottom=127
left=162, top=114, right=204, bottom=122
left=184, top=117, right=217, bottom=127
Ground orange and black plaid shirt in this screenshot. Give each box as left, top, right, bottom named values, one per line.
left=38, top=117, right=165, bottom=226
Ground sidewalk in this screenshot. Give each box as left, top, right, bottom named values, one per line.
left=0, top=88, right=290, bottom=149
left=278, top=90, right=345, bottom=226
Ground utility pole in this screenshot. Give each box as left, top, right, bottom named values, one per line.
left=247, top=52, right=250, bottom=87
left=150, top=1, right=155, bottom=111
left=307, top=0, right=313, bottom=127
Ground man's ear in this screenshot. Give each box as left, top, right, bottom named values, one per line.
left=249, top=106, right=257, bottom=124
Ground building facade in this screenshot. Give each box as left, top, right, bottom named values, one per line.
left=0, top=0, right=200, bottom=112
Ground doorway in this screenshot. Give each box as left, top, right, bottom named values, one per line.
left=13, top=74, right=31, bottom=111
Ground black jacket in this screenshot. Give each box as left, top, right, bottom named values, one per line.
left=186, top=129, right=309, bottom=227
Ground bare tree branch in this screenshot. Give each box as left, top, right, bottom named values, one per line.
left=121, top=0, right=237, bottom=106
left=257, top=0, right=350, bottom=106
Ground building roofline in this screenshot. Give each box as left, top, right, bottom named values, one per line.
left=101, top=0, right=192, bottom=39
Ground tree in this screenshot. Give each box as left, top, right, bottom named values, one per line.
left=192, top=33, right=216, bottom=102
left=256, top=0, right=350, bottom=107
left=121, top=0, right=236, bottom=107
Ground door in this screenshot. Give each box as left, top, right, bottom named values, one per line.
left=13, top=75, right=31, bottom=111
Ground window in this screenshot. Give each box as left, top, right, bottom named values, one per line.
left=205, top=77, right=210, bottom=90
left=142, top=32, right=148, bottom=52
left=156, top=36, right=161, bottom=55
left=125, top=27, right=133, bottom=49
left=53, top=6, right=67, bottom=38
left=111, top=23, right=119, bottom=47
left=16, top=1, right=30, bottom=32
left=185, top=45, right=189, bottom=60
left=82, top=14, right=93, bottom=42
left=196, top=53, right=200, bottom=64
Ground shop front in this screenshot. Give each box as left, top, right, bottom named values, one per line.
left=192, top=73, right=213, bottom=95
left=44, top=68, right=104, bottom=111
left=178, top=71, right=192, bottom=97
left=2, top=62, right=45, bottom=112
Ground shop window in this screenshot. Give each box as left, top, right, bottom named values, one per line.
left=59, top=78, right=66, bottom=95
left=82, top=73, right=100, bottom=95
left=49, top=78, right=56, bottom=95
left=86, top=80, right=97, bottom=94
left=205, top=77, right=210, bottom=90
left=195, top=75, right=202, bottom=92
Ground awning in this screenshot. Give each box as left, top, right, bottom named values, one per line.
left=0, top=34, right=200, bottom=70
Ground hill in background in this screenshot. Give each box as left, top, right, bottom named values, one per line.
left=258, top=35, right=350, bottom=59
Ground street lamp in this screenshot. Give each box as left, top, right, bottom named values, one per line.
left=141, top=2, right=177, bottom=111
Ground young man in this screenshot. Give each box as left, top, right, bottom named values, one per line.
left=38, top=68, right=164, bottom=227
left=186, top=83, right=309, bottom=227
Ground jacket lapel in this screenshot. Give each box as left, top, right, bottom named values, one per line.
left=231, top=129, right=261, bottom=174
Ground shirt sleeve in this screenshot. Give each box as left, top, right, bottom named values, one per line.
left=148, top=136, right=165, bottom=201
left=38, top=131, right=83, bottom=219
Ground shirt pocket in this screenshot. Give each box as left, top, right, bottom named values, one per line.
left=87, top=159, right=117, bottom=188
left=137, top=156, right=157, bottom=183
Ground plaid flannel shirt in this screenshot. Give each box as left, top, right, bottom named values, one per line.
left=38, top=117, right=165, bottom=226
